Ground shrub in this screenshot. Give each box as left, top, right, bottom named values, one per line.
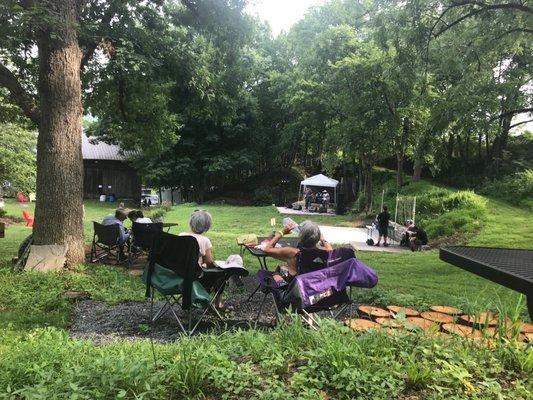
left=480, top=169, right=533, bottom=209
left=252, top=187, right=274, bottom=206
left=0, top=207, right=5, bottom=218
left=149, top=208, right=166, bottom=221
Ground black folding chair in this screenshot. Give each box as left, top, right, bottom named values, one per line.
left=90, top=222, right=123, bottom=264
left=144, top=232, right=248, bottom=335
left=128, top=222, right=163, bottom=267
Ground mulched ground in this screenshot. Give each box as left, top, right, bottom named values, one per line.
left=70, top=275, right=282, bottom=343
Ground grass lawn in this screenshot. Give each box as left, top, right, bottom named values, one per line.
left=0, top=195, right=531, bottom=399
left=1, top=197, right=529, bottom=322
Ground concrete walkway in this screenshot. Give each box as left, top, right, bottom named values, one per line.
left=318, top=225, right=406, bottom=253
left=276, top=206, right=336, bottom=216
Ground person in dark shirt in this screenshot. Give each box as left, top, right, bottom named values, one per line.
left=375, top=206, right=391, bottom=247
left=407, top=224, right=428, bottom=251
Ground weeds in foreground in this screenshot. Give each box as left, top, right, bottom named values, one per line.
left=1, top=321, right=531, bottom=400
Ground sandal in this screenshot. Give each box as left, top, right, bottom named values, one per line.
left=215, top=304, right=234, bottom=313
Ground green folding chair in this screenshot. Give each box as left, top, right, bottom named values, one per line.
left=143, top=232, right=247, bottom=335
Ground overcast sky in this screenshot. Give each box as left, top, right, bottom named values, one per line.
left=245, top=0, right=327, bottom=36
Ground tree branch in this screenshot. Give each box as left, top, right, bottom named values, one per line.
left=433, top=1, right=533, bottom=38
left=509, top=119, right=533, bottom=129
left=0, top=63, right=40, bottom=125
left=80, top=4, right=117, bottom=69
left=450, top=1, right=533, bottom=15
left=434, top=8, right=484, bottom=37
left=489, top=107, right=533, bottom=122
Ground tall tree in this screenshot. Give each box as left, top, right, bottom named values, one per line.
left=0, top=1, right=181, bottom=264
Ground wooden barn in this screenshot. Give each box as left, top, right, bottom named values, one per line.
left=82, top=132, right=141, bottom=200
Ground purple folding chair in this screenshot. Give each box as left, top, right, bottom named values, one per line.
left=254, top=248, right=378, bottom=327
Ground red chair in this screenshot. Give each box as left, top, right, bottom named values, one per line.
left=22, top=210, right=34, bottom=227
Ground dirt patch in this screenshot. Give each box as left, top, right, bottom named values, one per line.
left=69, top=275, right=280, bottom=343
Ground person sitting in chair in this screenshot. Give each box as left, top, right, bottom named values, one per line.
left=179, top=210, right=227, bottom=310
left=128, top=210, right=152, bottom=224
left=264, top=220, right=333, bottom=281
left=102, top=208, right=130, bottom=243
left=102, top=208, right=130, bottom=260
left=407, top=223, right=428, bottom=251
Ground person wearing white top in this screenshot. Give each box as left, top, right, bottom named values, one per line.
left=179, top=210, right=229, bottom=310
left=128, top=210, right=152, bottom=224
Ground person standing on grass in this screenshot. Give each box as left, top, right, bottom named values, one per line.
left=304, top=188, right=313, bottom=210
left=375, top=206, right=391, bottom=247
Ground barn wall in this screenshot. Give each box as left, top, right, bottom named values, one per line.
left=83, top=160, right=141, bottom=200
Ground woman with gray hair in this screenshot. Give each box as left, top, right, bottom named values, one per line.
left=179, top=210, right=231, bottom=309
left=264, top=220, right=332, bottom=279
left=179, top=210, right=215, bottom=268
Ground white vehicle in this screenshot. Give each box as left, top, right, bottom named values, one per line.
left=141, top=188, right=159, bottom=206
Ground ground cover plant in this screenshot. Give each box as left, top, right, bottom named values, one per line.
left=1, top=319, right=531, bottom=399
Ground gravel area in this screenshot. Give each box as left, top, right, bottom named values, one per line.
left=70, top=275, right=280, bottom=343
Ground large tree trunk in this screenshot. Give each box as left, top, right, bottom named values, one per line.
left=412, top=131, right=429, bottom=182
left=494, top=113, right=512, bottom=160
left=33, top=0, right=85, bottom=266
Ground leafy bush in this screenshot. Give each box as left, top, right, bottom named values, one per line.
left=480, top=170, right=533, bottom=210
left=376, top=176, right=488, bottom=241
left=149, top=208, right=167, bottom=221
left=0, top=207, right=6, bottom=218
left=252, top=187, right=274, bottom=206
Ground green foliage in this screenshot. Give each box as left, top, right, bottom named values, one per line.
left=0, top=123, right=36, bottom=193
left=375, top=172, right=488, bottom=241
left=252, top=187, right=273, bottom=206
left=147, top=203, right=172, bottom=221
left=0, top=323, right=531, bottom=399
left=479, top=170, right=533, bottom=210
left=0, top=265, right=144, bottom=329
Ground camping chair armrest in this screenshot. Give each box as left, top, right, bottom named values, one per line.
left=203, top=268, right=225, bottom=273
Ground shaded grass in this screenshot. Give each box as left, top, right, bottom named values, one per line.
left=0, top=190, right=531, bottom=399
left=0, top=191, right=530, bottom=331
left=469, top=198, right=533, bottom=249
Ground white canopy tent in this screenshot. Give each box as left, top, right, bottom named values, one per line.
left=299, top=174, right=339, bottom=204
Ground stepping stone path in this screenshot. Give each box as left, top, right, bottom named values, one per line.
left=386, top=305, right=419, bottom=317
left=344, top=304, right=532, bottom=343
left=429, top=305, right=462, bottom=315
left=420, top=311, right=455, bottom=324
left=459, top=312, right=499, bottom=326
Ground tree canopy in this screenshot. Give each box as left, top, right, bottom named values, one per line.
left=0, top=0, right=531, bottom=219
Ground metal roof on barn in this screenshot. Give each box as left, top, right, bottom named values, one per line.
left=82, top=131, right=127, bottom=161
